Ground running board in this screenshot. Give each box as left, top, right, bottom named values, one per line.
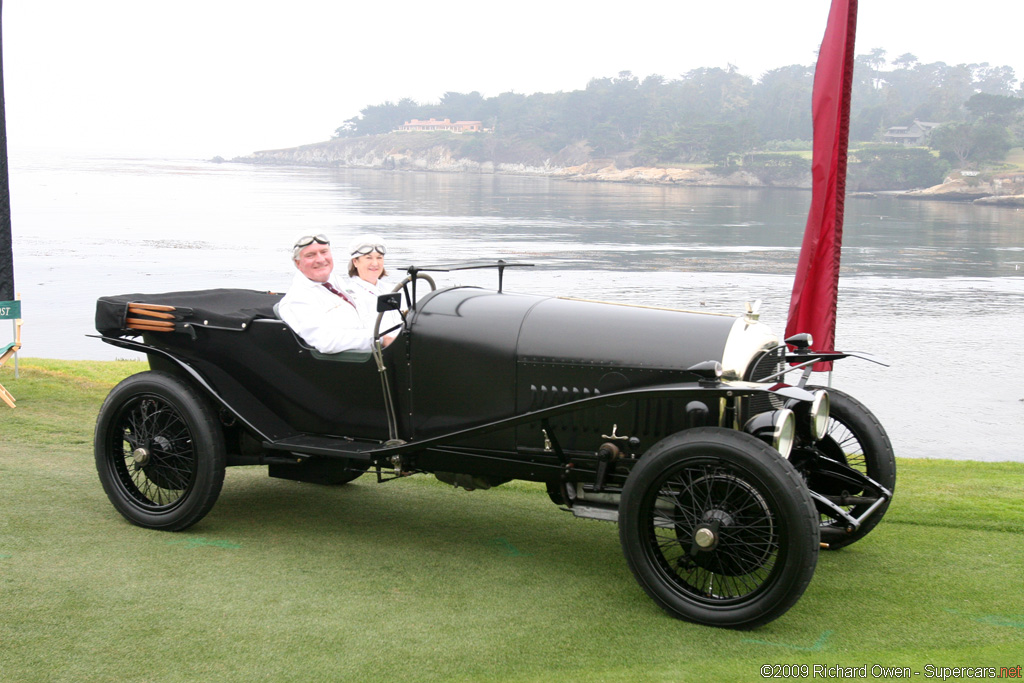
left=262, top=434, right=383, bottom=459
left=563, top=504, right=677, bottom=528
left=564, top=504, right=619, bottom=523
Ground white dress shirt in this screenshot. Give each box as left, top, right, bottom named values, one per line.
left=278, top=271, right=373, bottom=353
left=346, top=275, right=404, bottom=336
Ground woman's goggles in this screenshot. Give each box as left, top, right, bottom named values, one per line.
left=351, top=244, right=387, bottom=256
left=294, top=234, right=330, bottom=249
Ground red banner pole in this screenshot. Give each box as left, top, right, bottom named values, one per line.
left=785, top=0, right=858, bottom=371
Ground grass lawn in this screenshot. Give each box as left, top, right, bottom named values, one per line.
left=2, top=360, right=1022, bottom=682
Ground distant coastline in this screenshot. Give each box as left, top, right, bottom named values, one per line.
left=228, top=134, right=1024, bottom=204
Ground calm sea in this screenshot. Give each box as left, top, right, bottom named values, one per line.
left=7, top=151, right=1024, bottom=461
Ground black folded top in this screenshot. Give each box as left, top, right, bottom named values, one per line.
left=96, top=288, right=283, bottom=336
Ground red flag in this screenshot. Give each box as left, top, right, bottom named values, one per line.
left=786, top=0, right=858, bottom=371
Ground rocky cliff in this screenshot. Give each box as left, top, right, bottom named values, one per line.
left=233, top=134, right=795, bottom=188
left=898, top=173, right=1024, bottom=204
left=235, top=135, right=551, bottom=175
left=233, top=135, right=1023, bottom=200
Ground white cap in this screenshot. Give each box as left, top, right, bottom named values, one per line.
left=346, top=233, right=388, bottom=257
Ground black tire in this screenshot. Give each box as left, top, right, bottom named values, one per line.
left=807, top=386, right=895, bottom=550
left=619, top=428, right=819, bottom=629
left=95, top=371, right=226, bottom=531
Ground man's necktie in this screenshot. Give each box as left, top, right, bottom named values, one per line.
left=322, top=281, right=357, bottom=308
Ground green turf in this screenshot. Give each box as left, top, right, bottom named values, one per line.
left=1, top=360, right=1022, bottom=682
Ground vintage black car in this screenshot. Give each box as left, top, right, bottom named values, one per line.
left=93, top=262, right=894, bottom=629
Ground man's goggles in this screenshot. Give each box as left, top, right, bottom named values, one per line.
left=294, top=234, right=330, bottom=249
left=351, top=244, right=387, bottom=256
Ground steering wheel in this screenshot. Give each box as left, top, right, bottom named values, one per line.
left=391, top=273, right=437, bottom=305
left=372, top=273, right=437, bottom=343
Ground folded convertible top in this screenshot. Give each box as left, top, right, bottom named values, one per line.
left=96, top=288, right=282, bottom=336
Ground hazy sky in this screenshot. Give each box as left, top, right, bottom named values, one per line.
left=4, top=1, right=1023, bottom=159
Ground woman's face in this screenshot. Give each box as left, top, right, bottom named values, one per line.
left=352, top=251, right=385, bottom=284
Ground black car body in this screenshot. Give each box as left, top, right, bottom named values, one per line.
left=93, top=262, right=895, bottom=629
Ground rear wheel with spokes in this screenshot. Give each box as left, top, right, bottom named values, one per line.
left=95, top=371, right=225, bottom=531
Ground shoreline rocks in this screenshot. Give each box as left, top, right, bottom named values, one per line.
left=233, top=138, right=808, bottom=190
left=231, top=137, right=1024, bottom=201
left=897, top=173, right=1024, bottom=204
left=973, top=194, right=1024, bottom=206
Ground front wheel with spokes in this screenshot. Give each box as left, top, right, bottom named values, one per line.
left=806, top=386, right=895, bottom=550
left=94, top=371, right=225, bottom=531
left=619, top=428, right=819, bottom=629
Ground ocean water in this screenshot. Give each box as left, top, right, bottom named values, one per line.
left=7, top=151, right=1024, bottom=461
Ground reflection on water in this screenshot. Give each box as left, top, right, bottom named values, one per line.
left=8, top=153, right=1024, bottom=461
left=306, top=168, right=1024, bottom=278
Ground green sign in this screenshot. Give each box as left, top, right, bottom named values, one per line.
left=0, top=300, right=21, bottom=320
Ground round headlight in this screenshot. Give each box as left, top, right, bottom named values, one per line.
left=810, top=390, right=830, bottom=441
left=743, top=408, right=796, bottom=459
left=775, top=409, right=796, bottom=459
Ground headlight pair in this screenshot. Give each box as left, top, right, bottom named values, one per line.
left=743, top=389, right=830, bottom=458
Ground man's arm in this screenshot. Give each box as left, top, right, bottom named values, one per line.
left=279, top=296, right=373, bottom=354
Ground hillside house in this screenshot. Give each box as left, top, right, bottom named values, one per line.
left=883, top=119, right=942, bottom=146
left=399, top=118, right=484, bottom=133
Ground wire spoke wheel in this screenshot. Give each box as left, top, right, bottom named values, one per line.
left=620, top=428, right=818, bottom=629
left=651, top=465, right=780, bottom=600
left=823, top=417, right=866, bottom=471
left=96, top=372, right=225, bottom=531
left=113, top=395, right=197, bottom=510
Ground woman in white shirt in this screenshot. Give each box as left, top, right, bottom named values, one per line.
left=344, top=234, right=403, bottom=340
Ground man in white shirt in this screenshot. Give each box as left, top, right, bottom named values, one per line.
left=278, top=234, right=394, bottom=354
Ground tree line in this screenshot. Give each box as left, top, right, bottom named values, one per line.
left=335, top=50, right=1024, bottom=190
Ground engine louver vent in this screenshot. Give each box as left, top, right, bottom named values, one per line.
left=529, top=384, right=598, bottom=410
